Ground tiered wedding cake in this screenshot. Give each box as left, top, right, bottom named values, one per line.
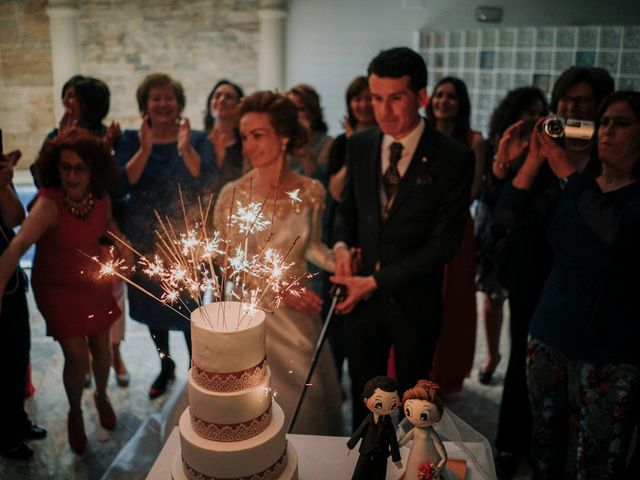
left=172, top=302, right=298, bottom=480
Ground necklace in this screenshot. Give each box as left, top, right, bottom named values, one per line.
left=64, top=192, right=94, bottom=219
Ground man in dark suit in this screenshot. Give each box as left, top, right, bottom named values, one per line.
left=331, top=47, right=474, bottom=427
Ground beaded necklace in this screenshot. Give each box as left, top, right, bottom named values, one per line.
left=64, top=192, right=94, bottom=219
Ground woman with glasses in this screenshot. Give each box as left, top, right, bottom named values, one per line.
left=0, top=129, right=132, bottom=454
left=522, top=91, right=640, bottom=479
left=490, top=67, right=614, bottom=478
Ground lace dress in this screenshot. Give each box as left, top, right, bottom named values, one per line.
left=214, top=176, right=344, bottom=435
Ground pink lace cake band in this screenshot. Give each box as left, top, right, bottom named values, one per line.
left=189, top=405, right=272, bottom=442
left=191, top=358, right=266, bottom=392
left=181, top=446, right=287, bottom=480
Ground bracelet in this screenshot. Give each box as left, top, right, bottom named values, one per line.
left=493, top=155, right=508, bottom=169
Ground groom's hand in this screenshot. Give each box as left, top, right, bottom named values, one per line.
left=330, top=275, right=377, bottom=314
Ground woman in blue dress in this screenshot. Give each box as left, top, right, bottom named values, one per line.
left=115, top=73, right=215, bottom=399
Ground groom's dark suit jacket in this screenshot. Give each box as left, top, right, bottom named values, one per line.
left=335, top=121, right=473, bottom=425
left=336, top=121, right=473, bottom=318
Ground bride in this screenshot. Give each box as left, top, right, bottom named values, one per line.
left=213, top=91, right=344, bottom=435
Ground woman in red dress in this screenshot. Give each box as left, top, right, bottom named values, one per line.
left=0, top=129, right=131, bottom=454
left=426, top=77, right=484, bottom=394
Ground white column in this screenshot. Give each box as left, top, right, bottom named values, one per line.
left=46, top=1, right=80, bottom=121
left=257, top=7, right=287, bottom=91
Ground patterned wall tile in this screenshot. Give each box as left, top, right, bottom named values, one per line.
left=533, top=74, right=551, bottom=92
left=535, top=51, right=552, bottom=70
left=620, top=52, right=640, bottom=75
left=537, top=28, right=555, bottom=48
left=554, top=51, right=575, bottom=71
left=421, top=25, right=634, bottom=135
left=482, top=29, right=497, bottom=48
left=601, top=27, right=622, bottom=49
left=597, top=51, right=619, bottom=73
left=448, top=51, right=460, bottom=69
left=499, top=29, right=515, bottom=48
left=479, top=72, right=494, bottom=89
left=464, top=50, right=478, bottom=69
left=576, top=51, right=596, bottom=67
left=514, top=73, right=531, bottom=87
left=480, top=51, right=495, bottom=69
left=462, top=72, right=476, bottom=89
left=449, top=30, right=461, bottom=48
left=557, top=28, right=576, bottom=48
left=496, top=73, right=512, bottom=90
left=618, top=77, right=640, bottom=90
left=465, top=30, right=478, bottom=48
left=516, top=51, right=533, bottom=70
left=497, top=51, right=513, bottom=69
left=517, top=29, right=534, bottom=48
left=578, top=27, right=598, bottom=48
left=622, top=26, right=640, bottom=49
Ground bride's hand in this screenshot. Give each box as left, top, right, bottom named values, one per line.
left=283, top=288, right=323, bottom=314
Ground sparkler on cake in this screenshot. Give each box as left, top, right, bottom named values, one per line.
left=87, top=185, right=309, bottom=329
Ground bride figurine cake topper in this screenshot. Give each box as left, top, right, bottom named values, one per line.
left=398, top=379, right=447, bottom=480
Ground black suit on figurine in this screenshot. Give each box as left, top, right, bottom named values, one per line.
left=335, top=121, right=474, bottom=428
left=347, top=413, right=401, bottom=480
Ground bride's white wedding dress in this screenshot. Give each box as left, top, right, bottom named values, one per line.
left=214, top=176, right=344, bottom=436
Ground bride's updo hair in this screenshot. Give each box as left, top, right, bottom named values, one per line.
left=238, top=91, right=308, bottom=154
left=402, top=379, right=444, bottom=417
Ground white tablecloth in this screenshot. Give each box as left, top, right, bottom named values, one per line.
left=102, top=381, right=495, bottom=480
left=147, top=428, right=493, bottom=480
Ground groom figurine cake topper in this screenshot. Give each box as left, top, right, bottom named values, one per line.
left=347, top=376, right=402, bottom=480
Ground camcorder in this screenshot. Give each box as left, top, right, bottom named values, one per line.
left=538, top=116, right=595, bottom=144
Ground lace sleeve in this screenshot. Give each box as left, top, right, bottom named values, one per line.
left=304, top=179, right=335, bottom=273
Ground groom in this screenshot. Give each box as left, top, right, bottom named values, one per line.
left=332, top=47, right=473, bottom=427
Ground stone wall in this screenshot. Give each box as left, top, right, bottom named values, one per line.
left=0, top=0, right=53, bottom=169
left=0, top=0, right=260, bottom=170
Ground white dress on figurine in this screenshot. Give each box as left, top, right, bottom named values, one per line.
left=400, top=425, right=447, bottom=479
left=214, top=176, right=344, bottom=436
left=399, top=385, right=448, bottom=480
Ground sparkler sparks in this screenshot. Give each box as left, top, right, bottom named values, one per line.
left=84, top=187, right=310, bottom=330
left=286, top=189, right=301, bottom=204
left=231, top=201, right=270, bottom=234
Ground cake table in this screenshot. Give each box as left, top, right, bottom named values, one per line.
left=147, top=428, right=495, bottom=480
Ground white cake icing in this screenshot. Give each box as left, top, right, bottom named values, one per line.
left=191, top=302, right=266, bottom=376
left=174, top=302, right=298, bottom=479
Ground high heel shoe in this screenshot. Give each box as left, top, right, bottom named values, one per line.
left=116, top=369, right=130, bottom=387
left=478, top=354, right=501, bottom=385
left=148, top=356, right=176, bottom=399
left=94, top=392, right=117, bottom=430
left=67, top=410, right=87, bottom=455
left=113, top=353, right=130, bottom=387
